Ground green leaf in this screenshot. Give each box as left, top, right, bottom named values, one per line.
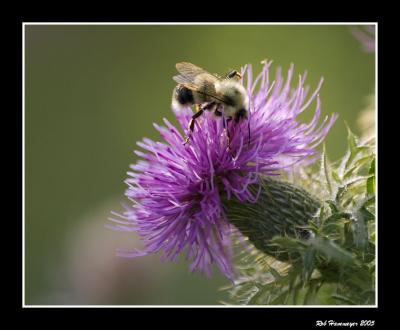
left=350, top=196, right=374, bottom=252
left=344, top=124, right=359, bottom=169
left=303, top=281, right=320, bottom=305
left=367, top=158, right=375, bottom=194
left=343, top=174, right=375, bottom=188
left=309, top=236, right=355, bottom=266
left=324, top=212, right=352, bottom=225
left=331, top=170, right=341, bottom=183
left=326, top=200, right=339, bottom=213
left=344, top=124, right=370, bottom=170
left=269, top=266, right=283, bottom=280
left=302, top=248, right=316, bottom=282
left=345, top=266, right=374, bottom=291
left=357, top=242, right=375, bottom=263
left=359, top=206, right=375, bottom=222
left=344, top=155, right=374, bottom=179
left=360, top=194, right=375, bottom=209
left=269, top=288, right=291, bottom=305
left=321, top=144, right=333, bottom=196
left=269, top=236, right=307, bottom=251
left=337, top=150, right=351, bottom=179
left=343, top=221, right=354, bottom=248
left=352, top=210, right=369, bottom=251
left=331, top=294, right=357, bottom=305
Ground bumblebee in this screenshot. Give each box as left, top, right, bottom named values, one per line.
left=172, top=62, right=249, bottom=146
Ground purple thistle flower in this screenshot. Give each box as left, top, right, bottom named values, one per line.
left=110, top=60, right=337, bottom=280
left=351, top=25, right=376, bottom=53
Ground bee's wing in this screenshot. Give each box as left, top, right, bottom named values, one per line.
left=172, top=74, right=192, bottom=85
left=174, top=62, right=232, bottom=104
left=175, top=62, right=220, bottom=82
left=180, top=82, right=228, bottom=104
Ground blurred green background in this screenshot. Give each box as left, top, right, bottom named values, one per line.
left=25, top=24, right=375, bottom=305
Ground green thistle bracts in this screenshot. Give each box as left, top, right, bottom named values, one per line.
left=225, top=177, right=321, bottom=261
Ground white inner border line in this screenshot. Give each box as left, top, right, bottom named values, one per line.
left=23, top=22, right=377, bottom=25
left=22, top=22, right=378, bottom=308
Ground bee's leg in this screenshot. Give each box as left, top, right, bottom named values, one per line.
left=222, top=115, right=233, bottom=151
left=226, top=117, right=233, bottom=150
left=214, top=108, right=222, bottom=117
left=183, top=105, right=205, bottom=145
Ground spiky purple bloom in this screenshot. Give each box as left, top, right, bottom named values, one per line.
left=351, top=25, right=376, bottom=53
left=110, top=61, right=337, bottom=280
